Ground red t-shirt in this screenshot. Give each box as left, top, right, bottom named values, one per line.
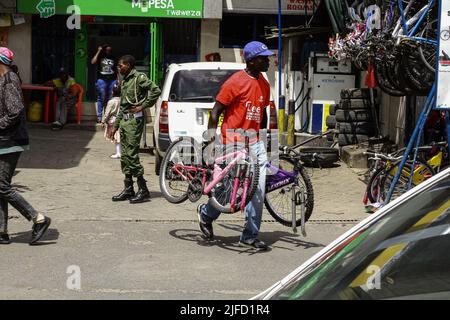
left=216, top=70, right=270, bottom=144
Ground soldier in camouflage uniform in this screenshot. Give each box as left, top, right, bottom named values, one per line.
left=109, top=55, right=161, bottom=204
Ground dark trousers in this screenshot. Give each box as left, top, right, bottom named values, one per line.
left=0, top=152, right=38, bottom=234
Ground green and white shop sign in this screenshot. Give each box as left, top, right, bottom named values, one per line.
left=17, top=0, right=203, bottom=19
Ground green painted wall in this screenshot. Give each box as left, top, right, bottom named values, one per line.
left=74, top=25, right=88, bottom=101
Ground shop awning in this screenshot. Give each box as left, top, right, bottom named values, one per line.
left=17, top=0, right=203, bottom=19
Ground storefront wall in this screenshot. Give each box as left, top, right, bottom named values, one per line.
left=4, top=15, right=33, bottom=84
left=200, top=19, right=279, bottom=100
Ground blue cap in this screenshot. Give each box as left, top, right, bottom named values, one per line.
left=243, top=41, right=274, bottom=62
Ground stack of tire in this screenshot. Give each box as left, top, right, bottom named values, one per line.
left=326, top=88, right=377, bottom=146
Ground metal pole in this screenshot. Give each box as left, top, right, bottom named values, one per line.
left=384, top=83, right=436, bottom=204
left=287, top=38, right=295, bottom=145
left=278, top=0, right=285, bottom=136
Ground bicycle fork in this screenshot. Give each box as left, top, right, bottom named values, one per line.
left=292, top=184, right=307, bottom=236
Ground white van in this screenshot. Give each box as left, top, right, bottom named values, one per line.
left=153, top=62, right=277, bottom=175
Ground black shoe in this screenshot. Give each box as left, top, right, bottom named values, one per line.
left=129, top=176, right=151, bottom=204
left=129, top=189, right=151, bottom=203
left=112, top=178, right=135, bottom=201
left=29, top=217, right=51, bottom=245
left=197, top=204, right=213, bottom=239
left=0, top=233, right=11, bottom=245
left=239, top=238, right=268, bottom=251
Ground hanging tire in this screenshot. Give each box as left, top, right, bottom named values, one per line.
left=335, top=109, right=372, bottom=122
left=337, top=121, right=375, bottom=135
left=340, top=99, right=371, bottom=110
left=326, top=115, right=336, bottom=128
left=338, top=133, right=369, bottom=146
left=374, top=62, right=407, bottom=97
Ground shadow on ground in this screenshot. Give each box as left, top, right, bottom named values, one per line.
left=17, top=128, right=96, bottom=170
left=169, top=222, right=324, bottom=255
left=9, top=228, right=59, bottom=246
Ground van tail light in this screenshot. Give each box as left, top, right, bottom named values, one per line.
left=160, top=101, right=169, bottom=134
left=269, top=101, right=278, bottom=130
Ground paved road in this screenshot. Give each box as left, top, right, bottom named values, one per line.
left=0, top=128, right=369, bottom=299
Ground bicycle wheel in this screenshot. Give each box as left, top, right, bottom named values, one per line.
left=366, top=165, right=386, bottom=203
left=379, top=160, right=435, bottom=202
left=208, top=153, right=260, bottom=214
left=264, top=156, right=314, bottom=227
left=159, top=137, right=202, bottom=204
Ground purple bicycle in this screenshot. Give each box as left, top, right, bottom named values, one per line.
left=265, top=145, right=314, bottom=235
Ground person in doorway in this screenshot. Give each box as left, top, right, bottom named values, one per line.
left=197, top=41, right=274, bottom=251
left=108, top=55, right=161, bottom=204
left=102, top=84, right=122, bottom=159
left=46, top=68, right=79, bottom=130
left=0, top=47, right=51, bottom=245
left=91, top=44, right=117, bottom=123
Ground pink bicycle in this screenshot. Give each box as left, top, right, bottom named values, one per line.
left=159, top=136, right=260, bottom=213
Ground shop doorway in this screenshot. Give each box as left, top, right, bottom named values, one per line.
left=85, top=19, right=200, bottom=101
left=86, top=23, right=149, bottom=101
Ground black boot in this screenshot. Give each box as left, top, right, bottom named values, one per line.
left=112, top=176, right=135, bottom=201
left=129, top=176, right=151, bottom=204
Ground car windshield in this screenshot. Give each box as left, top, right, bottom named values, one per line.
left=269, top=174, right=450, bottom=300
left=169, top=69, right=240, bottom=102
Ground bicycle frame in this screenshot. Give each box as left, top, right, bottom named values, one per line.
left=266, top=163, right=298, bottom=193
left=396, top=0, right=437, bottom=43
left=203, top=148, right=248, bottom=194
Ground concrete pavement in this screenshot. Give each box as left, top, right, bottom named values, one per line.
left=0, top=127, right=370, bottom=299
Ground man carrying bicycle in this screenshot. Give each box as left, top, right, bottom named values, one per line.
left=197, top=41, right=274, bottom=251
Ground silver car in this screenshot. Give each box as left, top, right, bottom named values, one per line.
left=254, top=167, right=450, bottom=300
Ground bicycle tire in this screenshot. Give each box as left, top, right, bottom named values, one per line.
left=374, top=62, right=406, bottom=96
left=418, top=19, right=438, bottom=73
left=208, top=154, right=260, bottom=214
left=264, top=156, right=314, bottom=227
left=378, top=160, right=435, bottom=202
left=366, top=165, right=386, bottom=203
left=400, top=49, right=434, bottom=93
left=159, top=137, right=201, bottom=204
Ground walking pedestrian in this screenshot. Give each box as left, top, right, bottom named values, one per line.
left=109, top=55, right=161, bottom=204
left=197, top=41, right=274, bottom=251
left=91, top=44, right=117, bottom=123
left=0, top=47, right=51, bottom=245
